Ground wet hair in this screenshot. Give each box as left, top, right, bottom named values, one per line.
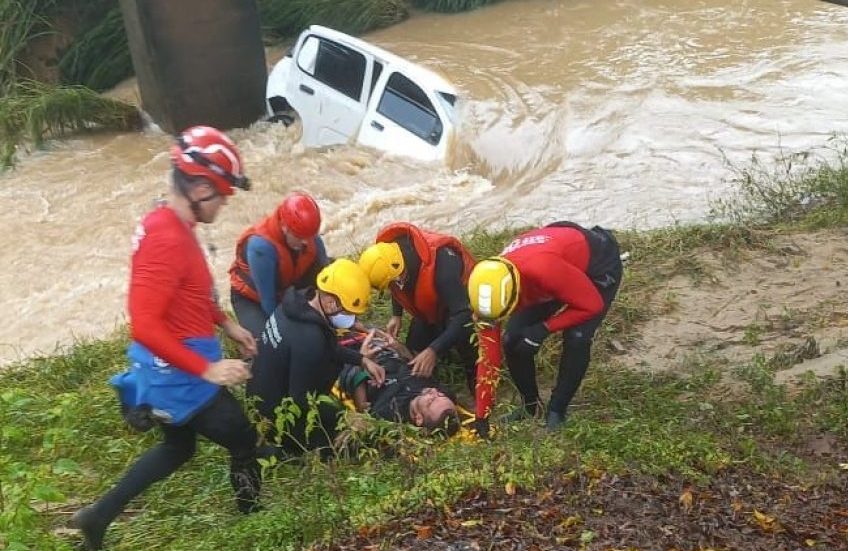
left=422, top=409, right=461, bottom=438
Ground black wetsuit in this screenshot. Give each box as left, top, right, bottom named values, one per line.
left=392, top=235, right=477, bottom=393
left=247, top=287, right=362, bottom=450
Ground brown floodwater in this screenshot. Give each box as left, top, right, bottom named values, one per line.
left=3, top=0, right=848, bottom=364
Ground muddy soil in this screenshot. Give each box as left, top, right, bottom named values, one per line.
left=620, top=228, right=848, bottom=383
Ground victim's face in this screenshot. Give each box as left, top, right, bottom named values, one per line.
left=412, top=387, right=455, bottom=427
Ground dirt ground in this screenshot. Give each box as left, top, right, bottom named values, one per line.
left=619, top=228, right=848, bottom=384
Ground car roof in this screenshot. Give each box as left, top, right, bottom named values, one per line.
left=308, top=25, right=458, bottom=96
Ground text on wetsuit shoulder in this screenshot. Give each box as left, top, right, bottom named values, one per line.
left=501, top=235, right=551, bottom=255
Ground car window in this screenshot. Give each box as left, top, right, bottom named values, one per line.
left=297, top=36, right=366, bottom=101
left=377, top=72, right=443, bottom=145
left=369, top=61, right=384, bottom=100
left=297, top=36, right=319, bottom=73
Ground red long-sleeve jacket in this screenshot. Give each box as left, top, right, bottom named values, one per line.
left=475, top=226, right=604, bottom=420
left=128, top=206, right=226, bottom=376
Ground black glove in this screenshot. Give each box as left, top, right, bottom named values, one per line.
left=473, top=417, right=491, bottom=440
left=512, top=323, right=549, bottom=356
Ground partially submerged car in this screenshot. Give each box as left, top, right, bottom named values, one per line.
left=265, top=25, right=459, bottom=162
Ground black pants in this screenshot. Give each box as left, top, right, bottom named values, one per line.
left=90, top=389, right=259, bottom=524
left=231, top=289, right=268, bottom=339
left=247, top=354, right=341, bottom=454
left=504, top=227, right=623, bottom=415
left=406, top=318, right=478, bottom=395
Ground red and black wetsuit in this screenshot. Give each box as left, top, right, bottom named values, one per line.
left=475, top=222, right=622, bottom=421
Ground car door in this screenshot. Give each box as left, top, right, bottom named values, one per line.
left=285, top=34, right=368, bottom=148
left=357, top=71, right=449, bottom=162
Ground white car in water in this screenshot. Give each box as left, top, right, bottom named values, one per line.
left=265, top=25, right=459, bottom=163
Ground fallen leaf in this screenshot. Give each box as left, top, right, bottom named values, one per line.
left=414, top=524, right=432, bottom=540
left=505, top=481, right=516, bottom=495
left=579, top=530, right=596, bottom=544
left=461, top=519, right=483, bottom=527
left=560, top=515, right=582, bottom=529
left=731, top=498, right=744, bottom=513
left=805, top=539, right=817, bottom=547
left=752, top=509, right=778, bottom=532
left=679, top=489, right=694, bottom=511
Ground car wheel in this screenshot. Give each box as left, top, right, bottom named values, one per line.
left=266, top=112, right=296, bottom=126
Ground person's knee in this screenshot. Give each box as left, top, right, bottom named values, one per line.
left=565, top=328, right=594, bottom=348
left=161, top=436, right=196, bottom=463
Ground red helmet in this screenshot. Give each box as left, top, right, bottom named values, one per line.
left=278, top=192, right=321, bottom=239
left=170, top=126, right=250, bottom=196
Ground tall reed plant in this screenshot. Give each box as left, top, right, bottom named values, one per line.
left=411, top=0, right=502, bottom=13
left=258, top=0, right=409, bottom=39
left=0, top=0, right=55, bottom=94
left=58, top=7, right=132, bottom=92
left=0, top=80, right=140, bottom=166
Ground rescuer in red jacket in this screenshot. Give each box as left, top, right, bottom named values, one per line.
left=358, top=222, right=478, bottom=395
left=229, top=192, right=329, bottom=338
left=71, top=126, right=260, bottom=550
left=468, top=221, right=623, bottom=435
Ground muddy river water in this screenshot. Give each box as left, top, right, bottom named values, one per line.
left=2, top=0, right=848, bottom=364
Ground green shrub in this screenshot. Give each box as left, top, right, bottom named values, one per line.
left=58, top=7, right=133, bottom=92
left=710, top=136, right=848, bottom=227
left=0, top=0, right=55, bottom=94
left=0, top=80, right=140, bottom=167
left=258, top=0, right=409, bottom=39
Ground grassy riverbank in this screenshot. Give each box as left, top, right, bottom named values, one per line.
left=2, top=144, right=848, bottom=549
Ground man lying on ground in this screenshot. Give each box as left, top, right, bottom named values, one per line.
left=337, top=334, right=461, bottom=436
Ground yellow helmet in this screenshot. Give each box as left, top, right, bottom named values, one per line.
left=358, top=242, right=405, bottom=290
left=467, top=257, right=520, bottom=321
left=316, top=258, right=371, bottom=315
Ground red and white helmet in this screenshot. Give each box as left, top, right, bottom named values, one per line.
left=277, top=192, right=321, bottom=239
left=170, top=126, right=250, bottom=196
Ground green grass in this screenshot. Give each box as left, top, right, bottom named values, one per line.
left=711, top=135, right=848, bottom=228
left=258, top=0, right=409, bottom=40
left=2, top=325, right=845, bottom=549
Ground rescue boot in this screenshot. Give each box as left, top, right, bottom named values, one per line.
left=69, top=504, right=110, bottom=550
left=230, top=457, right=262, bottom=514
left=545, top=410, right=567, bottom=432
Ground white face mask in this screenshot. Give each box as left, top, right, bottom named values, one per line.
left=329, top=313, right=356, bottom=329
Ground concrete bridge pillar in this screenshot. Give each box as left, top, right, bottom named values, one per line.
left=119, top=0, right=267, bottom=134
